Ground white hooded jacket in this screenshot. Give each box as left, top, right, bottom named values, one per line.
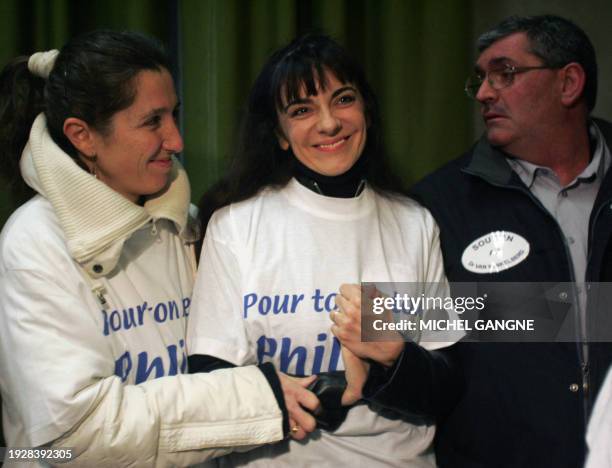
left=0, top=114, right=283, bottom=467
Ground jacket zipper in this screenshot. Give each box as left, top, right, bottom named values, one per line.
left=150, top=219, right=158, bottom=236
left=582, top=198, right=612, bottom=413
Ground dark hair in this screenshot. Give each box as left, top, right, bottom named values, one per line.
left=477, top=15, right=597, bottom=111
left=197, top=33, right=407, bottom=249
left=0, top=29, right=170, bottom=200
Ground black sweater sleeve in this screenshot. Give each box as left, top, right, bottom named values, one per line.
left=362, top=342, right=463, bottom=423
left=188, top=354, right=289, bottom=435
left=188, top=354, right=236, bottom=373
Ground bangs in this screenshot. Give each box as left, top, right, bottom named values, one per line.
left=272, top=53, right=352, bottom=110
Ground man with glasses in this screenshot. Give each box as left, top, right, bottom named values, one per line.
left=413, top=14, right=612, bottom=467
left=336, top=14, right=612, bottom=468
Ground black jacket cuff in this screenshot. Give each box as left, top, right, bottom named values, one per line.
left=363, top=342, right=462, bottom=422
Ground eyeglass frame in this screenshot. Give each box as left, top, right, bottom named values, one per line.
left=464, top=63, right=556, bottom=99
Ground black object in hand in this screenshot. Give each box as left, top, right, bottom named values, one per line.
left=307, top=371, right=352, bottom=431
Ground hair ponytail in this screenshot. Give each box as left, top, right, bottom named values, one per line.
left=0, top=30, right=170, bottom=207
left=0, top=56, right=44, bottom=200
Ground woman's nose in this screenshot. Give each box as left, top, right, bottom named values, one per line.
left=316, top=107, right=341, bottom=135
left=164, top=119, right=184, bottom=153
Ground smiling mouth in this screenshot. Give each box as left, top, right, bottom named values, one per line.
left=149, top=158, right=173, bottom=169
left=315, top=135, right=350, bottom=151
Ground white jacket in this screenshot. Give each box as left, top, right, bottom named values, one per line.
left=586, top=366, right=612, bottom=468
left=0, top=114, right=283, bottom=467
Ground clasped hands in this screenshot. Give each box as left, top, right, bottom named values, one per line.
left=279, top=284, right=403, bottom=440
left=330, top=284, right=405, bottom=401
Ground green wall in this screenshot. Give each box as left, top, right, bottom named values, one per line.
left=0, top=0, right=473, bottom=228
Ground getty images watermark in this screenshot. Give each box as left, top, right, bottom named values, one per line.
left=360, top=282, right=612, bottom=343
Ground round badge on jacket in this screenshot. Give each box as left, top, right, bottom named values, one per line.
left=461, top=230, right=530, bottom=274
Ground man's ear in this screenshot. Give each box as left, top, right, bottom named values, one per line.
left=276, top=128, right=290, bottom=151
left=63, top=117, right=97, bottom=157
left=560, top=62, right=586, bottom=108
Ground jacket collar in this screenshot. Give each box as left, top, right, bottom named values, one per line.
left=20, top=113, right=192, bottom=278
left=463, top=118, right=612, bottom=195
left=462, top=136, right=517, bottom=187
left=591, top=118, right=612, bottom=207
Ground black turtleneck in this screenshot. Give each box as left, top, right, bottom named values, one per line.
left=293, top=155, right=368, bottom=198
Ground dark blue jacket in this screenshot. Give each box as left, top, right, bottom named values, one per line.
left=366, top=119, right=612, bottom=468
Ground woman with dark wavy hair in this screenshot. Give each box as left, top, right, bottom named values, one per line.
left=195, top=35, right=405, bottom=239
left=188, top=34, right=452, bottom=467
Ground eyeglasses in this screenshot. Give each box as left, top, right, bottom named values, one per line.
left=464, top=64, right=553, bottom=99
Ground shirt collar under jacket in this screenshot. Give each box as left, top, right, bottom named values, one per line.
left=20, top=113, right=193, bottom=278
left=506, top=121, right=610, bottom=190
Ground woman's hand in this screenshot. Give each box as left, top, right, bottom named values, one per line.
left=331, top=284, right=404, bottom=368
left=277, top=373, right=320, bottom=440
left=341, top=346, right=369, bottom=405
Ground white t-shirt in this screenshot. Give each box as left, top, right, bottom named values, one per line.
left=188, top=179, right=454, bottom=467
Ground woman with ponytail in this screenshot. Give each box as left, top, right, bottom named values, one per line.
left=0, top=30, right=318, bottom=467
